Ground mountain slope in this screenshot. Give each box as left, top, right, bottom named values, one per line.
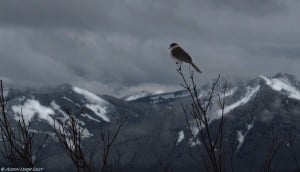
left=1, top=73, right=300, bottom=171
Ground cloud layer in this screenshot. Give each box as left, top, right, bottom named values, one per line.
left=0, top=0, right=299, bottom=96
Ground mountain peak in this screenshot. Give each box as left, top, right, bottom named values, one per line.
left=272, top=72, right=295, bottom=79
left=271, top=72, right=299, bottom=85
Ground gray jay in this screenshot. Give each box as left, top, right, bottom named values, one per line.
left=169, top=43, right=202, bottom=73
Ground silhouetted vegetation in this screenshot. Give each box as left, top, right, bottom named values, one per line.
left=54, top=109, right=127, bottom=172
left=0, top=80, right=48, bottom=167
left=177, top=66, right=226, bottom=172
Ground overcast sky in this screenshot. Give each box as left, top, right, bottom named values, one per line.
left=0, top=0, right=299, bottom=96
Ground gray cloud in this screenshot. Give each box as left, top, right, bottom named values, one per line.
left=0, top=0, right=300, bottom=96
left=206, top=0, right=286, bottom=15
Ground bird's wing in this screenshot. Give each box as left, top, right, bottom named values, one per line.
left=171, top=47, right=192, bottom=63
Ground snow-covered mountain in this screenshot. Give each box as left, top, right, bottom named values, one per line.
left=5, top=84, right=116, bottom=141
left=1, top=73, right=300, bottom=171
left=122, top=90, right=161, bottom=101
left=129, top=90, right=189, bottom=104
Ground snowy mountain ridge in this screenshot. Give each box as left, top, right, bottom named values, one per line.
left=1, top=73, right=300, bottom=171
left=4, top=73, right=300, bottom=130
left=260, top=74, right=300, bottom=101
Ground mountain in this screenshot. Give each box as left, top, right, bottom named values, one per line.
left=1, top=73, right=300, bottom=171
left=122, top=90, right=166, bottom=101
left=128, top=90, right=189, bottom=104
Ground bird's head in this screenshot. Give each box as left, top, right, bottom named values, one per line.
left=169, top=43, right=179, bottom=49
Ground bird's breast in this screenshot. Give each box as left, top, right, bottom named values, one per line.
left=170, top=52, right=182, bottom=64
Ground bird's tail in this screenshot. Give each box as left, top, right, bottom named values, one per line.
left=190, top=62, right=202, bottom=73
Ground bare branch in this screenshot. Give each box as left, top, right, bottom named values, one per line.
left=176, top=66, right=226, bottom=172
left=0, top=80, right=48, bottom=167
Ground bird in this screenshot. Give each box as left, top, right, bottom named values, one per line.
left=169, top=43, right=202, bottom=73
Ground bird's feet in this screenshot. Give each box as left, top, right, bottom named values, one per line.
left=176, top=63, right=182, bottom=71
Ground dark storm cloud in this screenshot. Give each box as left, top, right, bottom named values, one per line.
left=0, top=0, right=300, bottom=96
left=0, top=0, right=107, bottom=29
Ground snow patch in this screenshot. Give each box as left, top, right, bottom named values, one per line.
left=187, top=121, right=205, bottom=147
left=224, top=87, right=237, bottom=97
left=236, top=122, right=254, bottom=151
left=218, top=85, right=260, bottom=116
left=198, top=87, right=237, bottom=99
left=50, top=101, right=60, bottom=110
left=189, top=138, right=201, bottom=147
left=247, top=123, right=254, bottom=130
left=73, top=87, right=107, bottom=104
left=85, top=104, right=110, bottom=122
left=188, top=86, right=257, bottom=147
left=125, top=94, right=147, bottom=101
left=260, top=75, right=300, bottom=101
left=236, top=131, right=244, bottom=150
left=150, top=91, right=188, bottom=103
left=81, top=128, right=92, bottom=138
left=62, top=96, right=81, bottom=107
left=50, top=101, right=92, bottom=137
left=124, top=90, right=163, bottom=101
left=73, top=87, right=110, bottom=122
left=11, top=99, right=55, bottom=125
left=81, top=113, right=101, bottom=123
left=12, top=99, right=93, bottom=139
left=177, top=131, right=185, bottom=144
left=62, top=96, right=73, bottom=103
left=29, top=129, right=55, bottom=137
left=191, top=126, right=199, bottom=136
left=50, top=101, right=69, bottom=120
